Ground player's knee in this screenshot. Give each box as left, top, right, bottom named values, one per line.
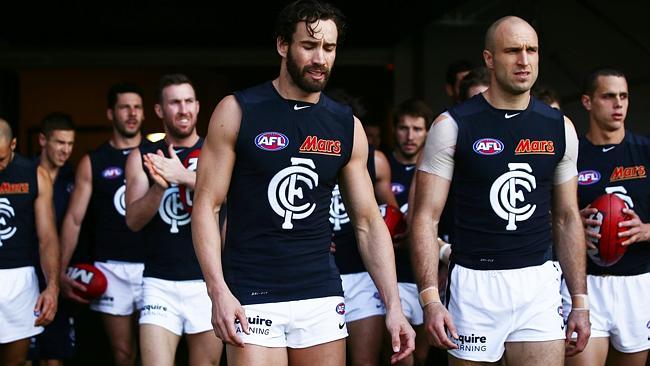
left=112, top=346, right=136, bottom=366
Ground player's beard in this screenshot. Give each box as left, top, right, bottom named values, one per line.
left=114, top=119, right=140, bottom=138
left=163, top=115, right=195, bottom=140
left=286, top=47, right=330, bottom=93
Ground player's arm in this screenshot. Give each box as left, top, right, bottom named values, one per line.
left=553, top=116, right=589, bottom=356
left=125, top=147, right=165, bottom=231
left=59, top=154, right=93, bottom=303
left=410, top=113, right=459, bottom=349
left=34, top=165, right=60, bottom=326
left=373, top=149, right=398, bottom=207
left=339, top=117, right=415, bottom=364
left=191, top=95, right=249, bottom=347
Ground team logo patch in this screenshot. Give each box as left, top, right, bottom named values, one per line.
left=299, top=135, right=341, bottom=156
left=102, top=167, right=123, bottom=179
left=610, top=165, right=646, bottom=182
left=329, top=184, right=349, bottom=231
left=336, top=302, right=346, bottom=315
left=514, top=139, right=555, bottom=155
left=578, top=170, right=601, bottom=185
left=391, top=183, right=405, bottom=195
left=255, top=132, right=289, bottom=151
left=490, top=163, right=537, bottom=231
left=473, top=138, right=504, bottom=155
left=268, top=158, right=319, bottom=229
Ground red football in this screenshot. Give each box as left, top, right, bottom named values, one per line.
left=179, top=148, right=201, bottom=213
left=586, top=193, right=631, bottom=267
left=381, top=204, right=407, bottom=239
left=67, top=264, right=108, bottom=300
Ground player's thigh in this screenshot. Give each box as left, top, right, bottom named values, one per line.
left=288, top=338, right=345, bottom=366
left=605, top=347, right=648, bottom=366
left=1, top=338, right=31, bottom=366
left=504, top=339, right=564, bottom=366
left=139, top=324, right=181, bottom=366
left=102, top=313, right=138, bottom=346
left=186, top=330, right=223, bottom=365
left=564, top=336, right=609, bottom=366
left=347, top=315, right=384, bottom=366
left=226, top=344, right=288, bottom=366
left=449, top=354, right=498, bottom=366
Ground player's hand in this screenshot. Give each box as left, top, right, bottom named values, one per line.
left=34, top=285, right=58, bottom=326
left=619, top=208, right=650, bottom=246
left=60, top=273, right=90, bottom=304
left=580, top=206, right=600, bottom=249
left=146, top=145, right=190, bottom=186
left=143, top=153, right=170, bottom=189
left=423, top=301, right=458, bottom=350
left=384, top=308, right=416, bottom=364
left=210, top=289, right=249, bottom=347
left=565, top=309, right=590, bottom=356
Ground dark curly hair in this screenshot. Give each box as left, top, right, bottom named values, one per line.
left=275, top=0, right=346, bottom=44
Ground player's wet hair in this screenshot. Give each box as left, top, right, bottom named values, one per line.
left=393, top=98, right=434, bottom=130
left=275, top=0, right=346, bottom=44
left=107, top=82, right=144, bottom=109
left=582, top=68, right=627, bottom=97
left=157, top=74, right=194, bottom=103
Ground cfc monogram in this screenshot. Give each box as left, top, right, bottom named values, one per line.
left=329, top=184, right=349, bottom=231
left=268, top=158, right=319, bottom=229
left=490, top=163, right=537, bottom=231
left=0, top=198, right=17, bottom=246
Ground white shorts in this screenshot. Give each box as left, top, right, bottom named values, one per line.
left=561, top=272, right=650, bottom=353
left=0, top=267, right=43, bottom=343
left=341, top=272, right=385, bottom=323
left=448, top=261, right=565, bottom=362
left=398, top=282, right=423, bottom=326
left=90, top=261, right=144, bottom=316
left=236, top=296, right=348, bottom=348
left=139, top=277, right=213, bottom=335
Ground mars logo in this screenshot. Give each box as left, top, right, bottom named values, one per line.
left=473, top=138, right=504, bottom=155
left=0, top=198, right=16, bottom=247
left=102, top=167, right=123, bottom=179
left=329, top=184, right=349, bottom=231
left=490, top=163, right=537, bottom=231
left=578, top=170, right=601, bottom=185
left=159, top=187, right=190, bottom=233
left=113, top=184, right=127, bottom=216
left=268, top=157, right=319, bottom=230
left=255, top=132, right=288, bottom=151
left=336, top=302, right=346, bottom=315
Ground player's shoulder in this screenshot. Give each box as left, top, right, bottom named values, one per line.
left=233, top=81, right=275, bottom=105
left=447, top=93, right=488, bottom=118
left=530, top=97, right=563, bottom=120
left=320, top=93, right=353, bottom=116
left=625, top=130, right=650, bottom=148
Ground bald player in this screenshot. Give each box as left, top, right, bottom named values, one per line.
left=410, top=16, right=590, bottom=365
left=0, top=119, right=59, bottom=366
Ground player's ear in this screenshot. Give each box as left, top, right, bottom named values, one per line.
left=581, top=94, right=591, bottom=111
left=277, top=36, right=289, bottom=58
left=483, top=49, right=494, bottom=70
left=38, top=132, right=47, bottom=148
left=10, top=137, right=16, bottom=151
left=106, top=108, right=114, bottom=122
left=154, top=104, right=163, bottom=119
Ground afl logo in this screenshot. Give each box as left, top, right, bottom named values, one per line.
left=391, top=183, right=405, bottom=195
left=473, top=138, right=504, bottom=155
left=335, top=302, right=346, bottom=315
left=0, top=198, right=16, bottom=247
left=578, top=170, right=601, bottom=185
left=255, top=132, right=289, bottom=151
left=102, top=167, right=123, bottom=179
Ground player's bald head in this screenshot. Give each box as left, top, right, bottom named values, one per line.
left=484, top=16, right=536, bottom=52
left=0, top=118, right=13, bottom=146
